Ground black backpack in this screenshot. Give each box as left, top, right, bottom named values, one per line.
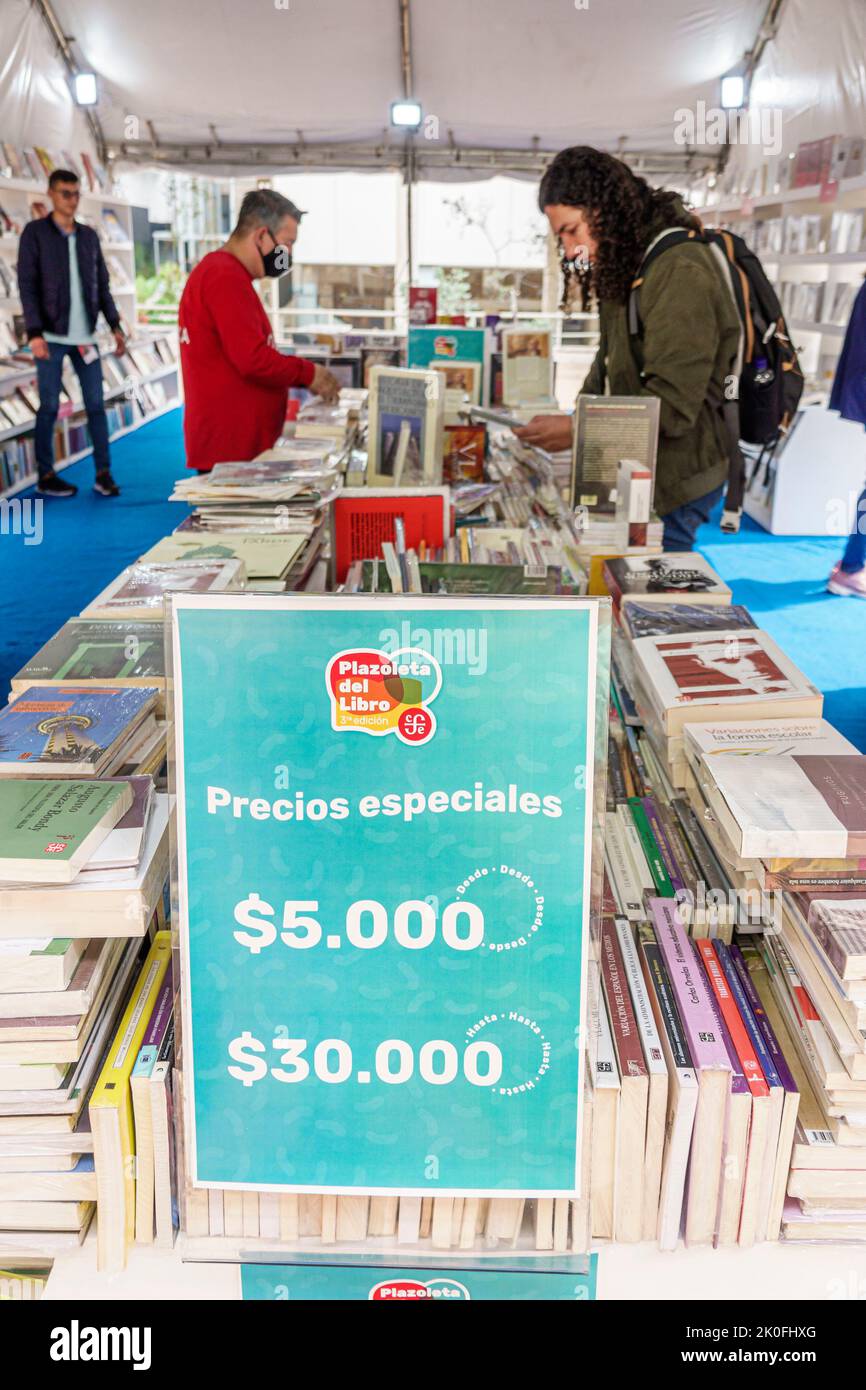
left=628, top=227, right=804, bottom=528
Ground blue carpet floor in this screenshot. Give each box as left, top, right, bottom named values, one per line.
left=0, top=406, right=863, bottom=750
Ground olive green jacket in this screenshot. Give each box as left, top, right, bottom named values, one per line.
left=580, top=228, right=741, bottom=516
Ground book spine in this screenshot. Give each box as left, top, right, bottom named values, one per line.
left=624, top=723, right=650, bottom=791
left=656, top=799, right=699, bottom=896
left=642, top=796, right=686, bottom=896
left=628, top=798, right=674, bottom=898
left=650, top=898, right=731, bottom=1069
left=695, top=940, right=768, bottom=1097
left=715, top=940, right=782, bottom=1090
left=614, top=918, right=666, bottom=1071
left=671, top=797, right=728, bottom=896
left=638, top=930, right=693, bottom=1069
left=599, top=921, right=647, bottom=1077
left=618, top=807, right=655, bottom=894
left=728, top=943, right=797, bottom=1093
left=608, top=741, right=628, bottom=806
left=605, top=820, right=643, bottom=918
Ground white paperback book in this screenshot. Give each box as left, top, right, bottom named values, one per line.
left=615, top=917, right=669, bottom=1241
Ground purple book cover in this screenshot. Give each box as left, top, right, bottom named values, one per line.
left=728, top=943, right=798, bottom=1095
left=642, top=796, right=686, bottom=895
left=142, top=977, right=172, bottom=1048
left=650, top=898, right=731, bottom=1072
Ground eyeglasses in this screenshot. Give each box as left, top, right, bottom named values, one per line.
left=55, top=189, right=81, bottom=200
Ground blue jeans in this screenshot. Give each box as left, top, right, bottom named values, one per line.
left=35, top=342, right=110, bottom=478
left=842, top=485, right=866, bottom=572
left=662, top=484, right=725, bottom=552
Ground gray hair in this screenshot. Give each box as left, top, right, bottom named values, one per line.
left=233, top=188, right=305, bottom=236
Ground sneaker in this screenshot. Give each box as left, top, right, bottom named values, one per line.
left=35, top=472, right=77, bottom=498
left=93, top=471, right=120, bottom=497
left=827, top=562, right=866, bottom=597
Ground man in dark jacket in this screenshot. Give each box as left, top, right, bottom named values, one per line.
left=18, top=168, right=125, bottom=498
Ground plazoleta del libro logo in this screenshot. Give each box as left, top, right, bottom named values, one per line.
left=368, top=1277, right=470, bottom=1300
left=326, top=646, right=442, bottom=745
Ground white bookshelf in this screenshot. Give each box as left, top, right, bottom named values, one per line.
left=0, top=171, right=174, bottom=496
left=0, top=333, right=182, bottom=497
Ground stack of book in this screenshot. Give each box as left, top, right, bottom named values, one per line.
left=138, top=532, right=311, bottom=595
left=169, top=457, right=339, bottom=588
left=0, top=680, right=174, bottom=1267
left=599, top=545, right=866, bottom=1245
left=680, top=740, right=866, bottom=1241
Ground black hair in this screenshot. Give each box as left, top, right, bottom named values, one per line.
left=48, top=168, right=80, bottom=189
left=538, top=145, right=700, bottom=309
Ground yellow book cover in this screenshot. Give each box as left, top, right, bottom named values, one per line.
left=89, top=931, right=171, bottom=1268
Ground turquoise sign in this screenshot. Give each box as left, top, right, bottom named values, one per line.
left=240, top=1254, right=598, bottom=1301
left=173, top=594, right=600, bottom=1195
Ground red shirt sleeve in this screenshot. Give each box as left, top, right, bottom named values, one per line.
left=206, top=267, right=316, bottom=389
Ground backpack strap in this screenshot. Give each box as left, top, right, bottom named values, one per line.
left=627, top=228, right=703, bottom=339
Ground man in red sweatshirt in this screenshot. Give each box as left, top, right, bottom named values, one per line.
left=178, top=188, right=339, bottom=471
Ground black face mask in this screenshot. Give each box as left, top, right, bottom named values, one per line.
left=260, top=234, right=292, bottom=279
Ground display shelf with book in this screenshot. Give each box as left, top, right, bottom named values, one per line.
left=0, top=332, right=181, bottom=499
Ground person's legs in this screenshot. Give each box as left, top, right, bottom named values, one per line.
left=840, top=485, right=866, bottom=573
left=69, top=348, right=111, bottom=476
left=661, top=484, right=725, bottom=552
left=34, top=343, right=66, bottom=478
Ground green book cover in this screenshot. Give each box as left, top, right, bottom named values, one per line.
left=14, top=621, right=165, bottom=684
left=0, top=780, right=130, bottom=877
left=361, top=560, right=580, bottom=596
left=627, top=796, right=674, bottom=897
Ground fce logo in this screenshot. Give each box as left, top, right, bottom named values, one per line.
left=326, top=646, right=442, bottom=746
left=369, top=1277, right=470, bottom=1300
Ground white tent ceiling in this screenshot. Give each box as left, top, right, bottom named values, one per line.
left=3, top=0, right=863, bottom=184
left=47, top=0, right=767, bottom=170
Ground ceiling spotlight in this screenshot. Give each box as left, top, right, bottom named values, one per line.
left=73, top=72, right=98, bottom=106
left=390, top=100, right=422, bottom=130
left=720, top=73, right=746, bottom=110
